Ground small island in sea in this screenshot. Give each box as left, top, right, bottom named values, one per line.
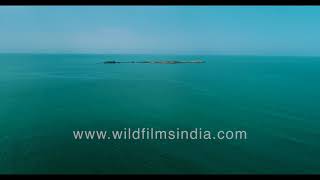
left=103, top=60, right=205, bottom=64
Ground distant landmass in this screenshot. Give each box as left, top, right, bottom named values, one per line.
left=103, top=60, right=205, bottom=64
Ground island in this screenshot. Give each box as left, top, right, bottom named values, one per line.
left=103, top=60, right=205, bottom=64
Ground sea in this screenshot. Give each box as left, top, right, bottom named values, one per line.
left=0, top=53, right=320, bottom=174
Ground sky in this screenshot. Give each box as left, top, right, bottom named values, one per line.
left=0, top=6, right=320, bottom=55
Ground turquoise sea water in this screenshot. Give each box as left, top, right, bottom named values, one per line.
left=0, top=53, right=320, bottom=174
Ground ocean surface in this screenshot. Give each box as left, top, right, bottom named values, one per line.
left=0, top=53, right=320, bottom=174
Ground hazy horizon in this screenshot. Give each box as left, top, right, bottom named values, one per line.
left=1, top=6, right=320, bottom=56
left=2, top=51, right=320, bottom=58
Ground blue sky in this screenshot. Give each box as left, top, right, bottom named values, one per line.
left=0, top=6, right=320, bottom=55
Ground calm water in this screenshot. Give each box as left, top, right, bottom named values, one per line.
left=0, top=54, right=320, bottom=174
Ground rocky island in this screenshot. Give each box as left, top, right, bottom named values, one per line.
left=103, top=60, right=205, bottom=64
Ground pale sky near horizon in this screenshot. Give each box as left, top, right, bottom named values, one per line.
left=1, top=6, right=320, bottom=55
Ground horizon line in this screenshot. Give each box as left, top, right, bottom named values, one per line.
left=0, top=51, right=320, bottom=58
